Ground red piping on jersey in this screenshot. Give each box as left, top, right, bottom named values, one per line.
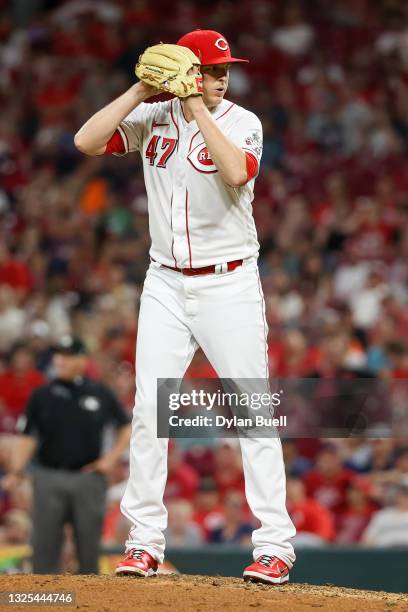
left=170, top=192, right=177, bottom=267
left=188, top=102, right=235, bottom=154
left=179, top=98, right=188, bottom=123
left=256, top=267, right=269, bottom=380
left=166, top=110, right=177, bottom=264
left=185, top=188, right=193, bottom=268
left=216, top=102, right=235, bottom=122
left=188, top=129, right=201, bottom=154
left=170, top=99, right=179, bottom=150
left=188, top=139, right=206, bottom=158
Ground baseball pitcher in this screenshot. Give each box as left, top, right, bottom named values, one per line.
left=75, top=29, right=296, bottom=584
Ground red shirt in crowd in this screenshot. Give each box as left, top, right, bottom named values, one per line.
left=193, top=506, right=225, bottom=540
left=335, top=502, right=377, bottom=544
left=0, top=259, right=33, bottom=292
left=184, top=447, right=215, bottom=478
left=304, top=468, right=355, bottom=514
left=268, top=340, right=320, bottom=376
left=165, top=463, right=199, bottom=502
left=353, top=221, right=393, bottom=260
left=288, top=498, right=335, bottom=541
left=0, top=368, right=45, bottom=417
left=102, top=503, right=122, bottom=543
left=214, top=468, right=246, bottom=498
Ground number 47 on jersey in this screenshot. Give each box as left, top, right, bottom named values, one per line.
left=145, top=136, right=177, bottom=168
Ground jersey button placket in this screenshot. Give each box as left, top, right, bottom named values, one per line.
left=172, top=130, right=190, bottom=267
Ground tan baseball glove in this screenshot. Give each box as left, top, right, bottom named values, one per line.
left=135, top=43, right=203, bottom=98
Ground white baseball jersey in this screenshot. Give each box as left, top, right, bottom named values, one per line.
left=115, top=98, right=263, bottom=268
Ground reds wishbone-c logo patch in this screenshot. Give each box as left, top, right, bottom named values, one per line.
left=188, top=145, right=218, bottom=173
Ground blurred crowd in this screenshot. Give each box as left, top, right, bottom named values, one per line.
left=0, top=0, right=408, bottom=558
left=1, top=437, right=408, bottom=556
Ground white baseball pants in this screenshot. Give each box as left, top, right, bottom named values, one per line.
left=120, top=259, right=296, bottom=566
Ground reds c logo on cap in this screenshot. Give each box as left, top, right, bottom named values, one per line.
left=177, top=30, right=248, bottom=65
left=215, top=38, right=229, bottom=51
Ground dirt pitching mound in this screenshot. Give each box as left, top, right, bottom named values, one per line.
left=1, top=574, right=407, bottom=611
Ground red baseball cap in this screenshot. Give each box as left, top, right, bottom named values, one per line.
left=177, top=29, right=248, bottom=66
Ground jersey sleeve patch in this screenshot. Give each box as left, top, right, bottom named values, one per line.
left=227, top=109, right=263, bottom=167
left=243, top=129, right=263, bottom=160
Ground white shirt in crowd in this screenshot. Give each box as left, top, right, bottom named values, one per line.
left=363, top=507, right=408, bottom=547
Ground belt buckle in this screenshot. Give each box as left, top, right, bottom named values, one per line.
left=214, top=263, right=228, bottom=274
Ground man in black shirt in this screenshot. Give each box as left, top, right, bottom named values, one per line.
left=2, top=335, right=131, bottom=574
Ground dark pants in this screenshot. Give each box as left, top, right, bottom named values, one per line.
left=32, top=466, right=107, bottom=574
